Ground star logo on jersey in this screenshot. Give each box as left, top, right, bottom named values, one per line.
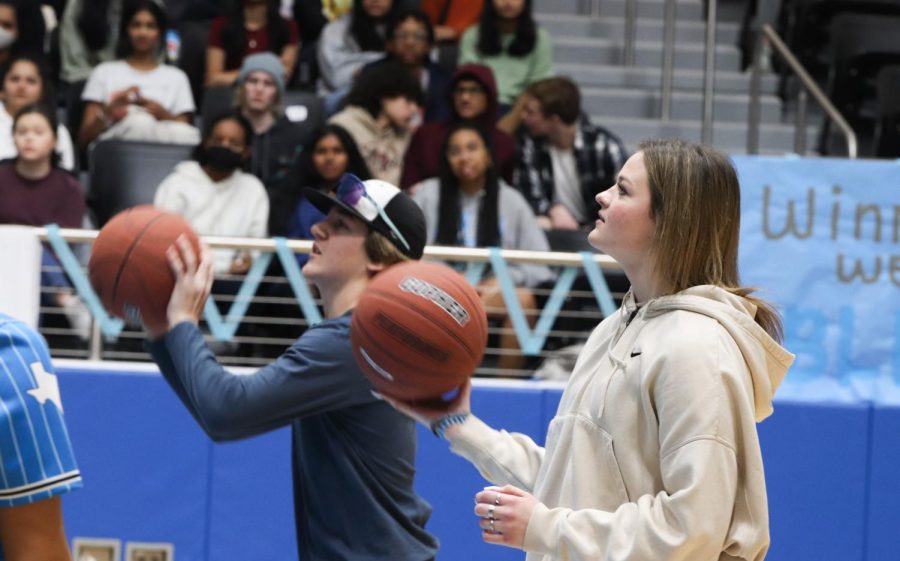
left=26, top=362, right=63, bottom=412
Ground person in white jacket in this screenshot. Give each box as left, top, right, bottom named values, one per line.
left=154, top=112, right=269, bottom=275
left=386, top=138, right=796, bottom=561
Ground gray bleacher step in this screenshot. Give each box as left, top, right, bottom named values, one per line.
left=556, top=62, right=777, bottom=94
left=535, top=0, right=705, bottom=21
left=596, top=115, right=821, bottom=155
left=537, top=13, right=740, bottom=44
left=555, top=36, right=742, bottom=72
left=581, top=87, right=782, bottom=122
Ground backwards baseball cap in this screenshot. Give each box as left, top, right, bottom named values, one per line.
left=304, top=174, right=426, bottom=259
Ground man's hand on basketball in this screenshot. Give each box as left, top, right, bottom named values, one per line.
left=378, top=380, right=472, bottom=428
left=165, top=236, right=214, bottom=330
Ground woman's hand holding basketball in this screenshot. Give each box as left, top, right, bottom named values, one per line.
left=164, top=236, right=214, bottom=331
left=379, top=379, right=473, bottom=429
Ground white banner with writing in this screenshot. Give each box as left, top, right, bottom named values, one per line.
left=735, top=156, right=899, bottom=402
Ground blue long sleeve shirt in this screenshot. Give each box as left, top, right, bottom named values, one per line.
left=148, top=313, right=438, bottom=561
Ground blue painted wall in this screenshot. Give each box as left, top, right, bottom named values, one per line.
left=56, top=366, right=897, bottom=561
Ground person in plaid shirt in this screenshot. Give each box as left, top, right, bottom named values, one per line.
left=513, top=77, right=628, bottom=230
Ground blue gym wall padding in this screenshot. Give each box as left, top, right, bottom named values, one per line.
left=206, top=429, right=296, bottom=561
left=58, top=367, right=212, bottom=561
left=865, top=402, right=900, bottom=561
left=759, top=400, right=871, bottom=561
left=52, top=366, right=889, bottom=561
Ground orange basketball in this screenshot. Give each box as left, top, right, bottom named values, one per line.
left=351, top=261, right=488, bottom=402
left=88, top=205, right=200, bottom=334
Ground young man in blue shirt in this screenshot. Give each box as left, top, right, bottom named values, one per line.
left=146, top=174, right=438, bottom=561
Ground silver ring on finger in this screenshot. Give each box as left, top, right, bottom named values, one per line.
left=494, top=492, right=501, bottom=506
left=487, top=505, right=495, bottom=520
left=489, top=518, right=496, bottom=533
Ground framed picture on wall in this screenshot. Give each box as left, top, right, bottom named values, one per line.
left=125, top=542, right=174, bottom=561
left=72, top=537, right=121, bottom=561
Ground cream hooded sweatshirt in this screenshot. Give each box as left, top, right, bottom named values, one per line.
left=448, top=285, right=795, bottom=561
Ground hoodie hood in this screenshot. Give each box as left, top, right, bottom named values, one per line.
left=177, top=160, right=241, bottom=187
left=637, top=285, right=795, bottom=422
left=449, top=63, right=500, bottom=125
left=331, top=105, right=383, bottom=138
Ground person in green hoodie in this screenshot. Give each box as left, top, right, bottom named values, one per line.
left=386, top=138, right=795, bottom=561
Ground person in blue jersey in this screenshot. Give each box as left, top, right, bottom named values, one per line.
left=0, top=313, right=82, bottom=561
left=145, top=173, right=438, bottom=561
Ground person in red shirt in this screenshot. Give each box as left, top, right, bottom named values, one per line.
left=400, top=63, right=514, bottom=190
left=0, top=103, right=89, bottom=336
left=206, top=0, right=299, bottom=87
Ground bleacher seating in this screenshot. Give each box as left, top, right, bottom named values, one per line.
left=779, top=0, right=900, bottom=84
left=199, top=85, right=325, bottom=133
left=819, top=12, right=900, bottom=153
left=87, top=139, right=193, bottom=226
left=874, top=65, right=900, bottom=157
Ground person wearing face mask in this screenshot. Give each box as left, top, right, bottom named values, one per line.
left=154, top=113, right=269, bottom=275
left=0, top=0, right=45, bottom=78
left=328, top=60, right=423, bottom=186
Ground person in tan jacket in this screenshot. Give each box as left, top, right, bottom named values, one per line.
left=328, top=60, right=423, bottom=186
left=386, top=138, right=796, bottom=561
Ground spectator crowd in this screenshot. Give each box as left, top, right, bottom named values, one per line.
left=0, top=0, right=629, bottom=367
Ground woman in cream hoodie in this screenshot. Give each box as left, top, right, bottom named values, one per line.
left=387, top=138, right=795, bottom=561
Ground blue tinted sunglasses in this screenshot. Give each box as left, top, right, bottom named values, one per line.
left=336, top=174, right=411, bottom=253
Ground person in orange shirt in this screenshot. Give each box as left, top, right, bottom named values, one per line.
left=420, top=0, right=483, bottom=43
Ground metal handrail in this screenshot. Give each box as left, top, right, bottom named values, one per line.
left=748, top=24, right=858, bottom=158
left=582, top=0, right=602, bottom=17
left=32, top=228, right=624, bottom=371
left=624, top=0, right=638, bottom=66
left=660, top=0, right=676, bottom=120
left=34, top=228, right=624, bottom=270
left=701, top=0, right=718, bottom=144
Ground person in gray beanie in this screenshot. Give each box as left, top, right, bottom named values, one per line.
left=234, top=52, right=310, bottom=189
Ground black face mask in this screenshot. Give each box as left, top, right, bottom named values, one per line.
left=200, top=145, right=243, bottom=172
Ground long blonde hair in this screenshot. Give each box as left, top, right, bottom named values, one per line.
left=639, top=139, right=783, bottom=342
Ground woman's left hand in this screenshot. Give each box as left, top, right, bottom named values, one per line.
left=473, top=485, right=539, bottom=549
